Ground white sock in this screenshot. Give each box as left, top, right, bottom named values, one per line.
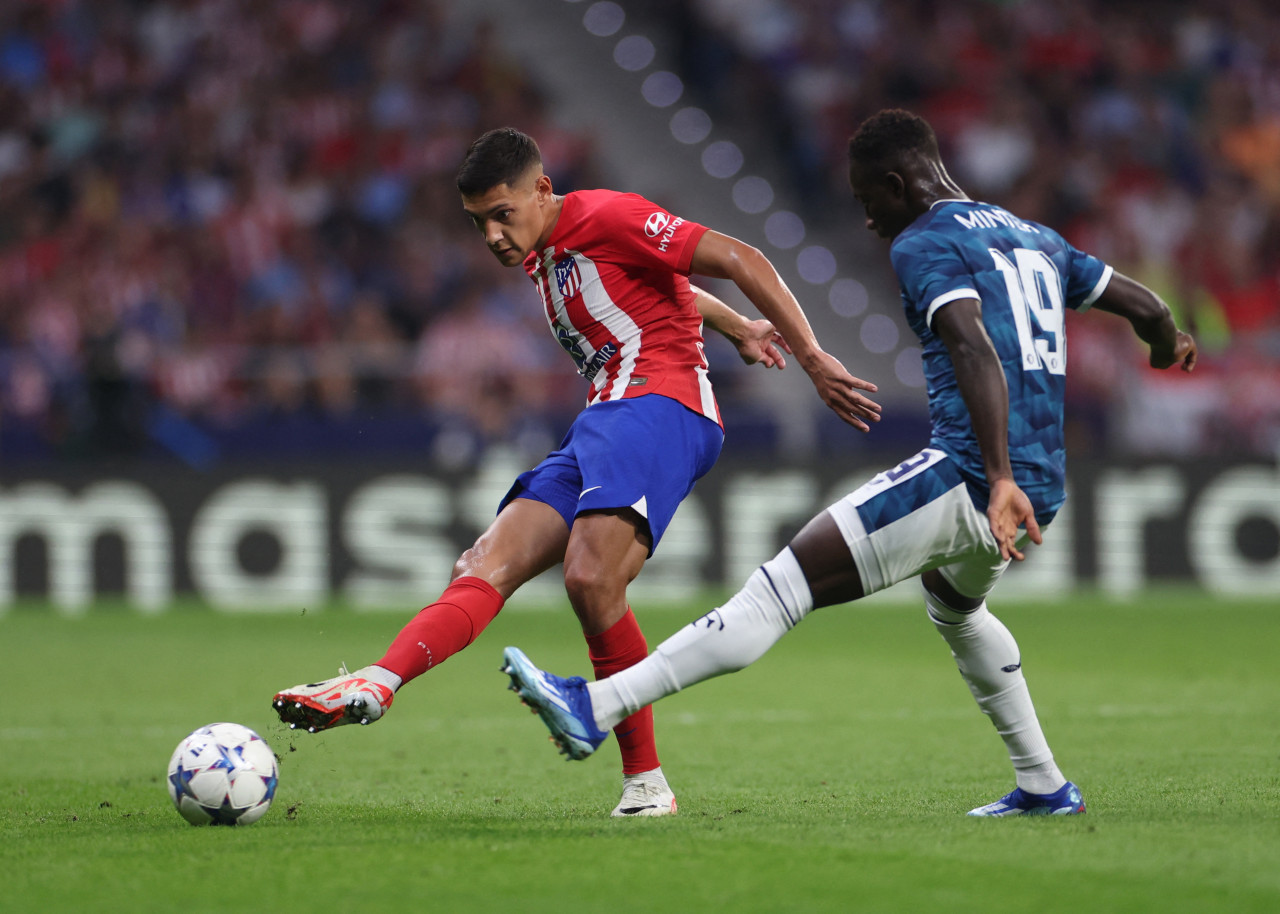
left=626, top=765, right=666, bottom=784
left=924, top=586, right=1066, bottom=796
left=361, top=665, right=403, bottom=692
left=589, top=549, right=814, bottom=731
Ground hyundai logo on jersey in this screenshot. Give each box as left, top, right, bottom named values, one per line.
left=555, top=256, right=582, bottom=298
left=644, top=212, right=670, bottom=237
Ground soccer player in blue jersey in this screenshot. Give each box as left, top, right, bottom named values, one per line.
left=501, top=108, right=1198, bottom=816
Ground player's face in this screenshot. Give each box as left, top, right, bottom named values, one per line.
left=461, top=171, right=553, bottom=266
left=848, top=162, right=912, bottom=240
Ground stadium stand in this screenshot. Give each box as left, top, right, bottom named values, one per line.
left=0, top=0, right=1275, bottom=464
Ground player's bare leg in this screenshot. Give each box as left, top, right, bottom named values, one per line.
left=273, top=499, right=568, bottom=732
left=561, top=509, right=676, bottom=816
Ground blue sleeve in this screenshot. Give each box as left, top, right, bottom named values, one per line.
left=1061, top=239, right=1112, bottom=312
left=890, top=230, right=979, bottom=329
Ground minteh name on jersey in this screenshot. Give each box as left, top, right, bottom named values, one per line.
left=952, top=205, right=1041, bottom=235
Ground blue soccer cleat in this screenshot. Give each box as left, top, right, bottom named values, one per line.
left=501, top=646, right=610, bottom=760
left=967, top=781, right=1086, bottom=817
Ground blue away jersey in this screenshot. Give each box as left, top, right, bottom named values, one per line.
left=890, top=199, right=1113, bottom=520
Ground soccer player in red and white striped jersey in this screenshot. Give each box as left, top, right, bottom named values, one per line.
left=523, top=187, right=723, bottom=424
left=272, top=127, right=880, bottom=816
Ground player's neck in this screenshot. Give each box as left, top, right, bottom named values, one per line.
left=915, top=159, right=969, bottom=210
left=537, top=194, right=567, bottom=249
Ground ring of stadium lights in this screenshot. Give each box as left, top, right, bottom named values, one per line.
left=583, top=1, right=625, bottom=37
left=576, top=3, right=923, bottom=386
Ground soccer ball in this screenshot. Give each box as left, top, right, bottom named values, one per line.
left=167, top=723, right=279, bottom=826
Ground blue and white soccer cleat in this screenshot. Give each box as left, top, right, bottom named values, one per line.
left=501, top=646, right=609, bottom=760
left=967, top=781, right=1086, bottom=817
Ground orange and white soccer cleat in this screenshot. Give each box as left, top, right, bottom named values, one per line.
left=272, top=665, right=395, bottom=733
left=612, top=767, right=678, bottom=818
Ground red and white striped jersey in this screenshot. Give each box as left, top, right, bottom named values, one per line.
left=523, top=189, right=721, bottom=426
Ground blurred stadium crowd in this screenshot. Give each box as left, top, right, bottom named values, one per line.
left=0, top=0, right=1276, bottom=465
left=0, top=0, right=599, bottom=465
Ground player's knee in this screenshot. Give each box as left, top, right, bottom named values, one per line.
left=451, top=547, right=481, bottom=582
left=561, top=564, right=592, bottom=608
left=921, top=569, right=984, bottom=617
left=451, top=541, right=529, bottom=595
left=756, top=550, right=815, bottom=625
left=562, top=560, right=623, bottom=615
left=922, top=578, right=982, bottom=626
left=453, top=537, right=511, bottom=581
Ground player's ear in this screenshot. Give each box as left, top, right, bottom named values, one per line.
left=885, top=171, right=906, bottom=199
left=534, top=172, right=554, bottom=200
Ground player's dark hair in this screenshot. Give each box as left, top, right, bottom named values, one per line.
left=456, top=127, right=543, bottom=197
left=847, top=109, right=940, bottom=174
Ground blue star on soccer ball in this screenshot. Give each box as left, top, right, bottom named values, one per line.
left=210, top=744, right=245, bottom=772
left=169, top=761, right=195, bottom=798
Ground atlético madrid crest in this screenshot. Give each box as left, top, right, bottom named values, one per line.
left=555, top=256, right=582, bottom=298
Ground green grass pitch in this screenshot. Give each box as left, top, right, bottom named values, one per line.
left=3, top=589, right=1277, bottom=913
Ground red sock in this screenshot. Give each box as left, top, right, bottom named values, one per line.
left=586, top=608, right=660, bottom=775
left=376, top=577, right=505, bottom=684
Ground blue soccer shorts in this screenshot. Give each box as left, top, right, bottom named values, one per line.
left=500, top=394, right=724, bottom=555
left=825, top=448, right=1053, bottom=599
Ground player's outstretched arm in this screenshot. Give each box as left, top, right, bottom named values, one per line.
left=691, top=284, right=791, bottom=370
left=933, top=298, right=1042, bottom=561
left=689, top=230, right=882, bottom=431
left=1093, top=272, right=1198, bottom=372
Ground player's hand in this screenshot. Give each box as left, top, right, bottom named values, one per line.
left=804, top=350, right=881, bottom=432
left=1150, top=329, right=1197, bottom=372
left=733, top=318, right=792, bottom=370
left=987, top=477, right=1042, bottom=561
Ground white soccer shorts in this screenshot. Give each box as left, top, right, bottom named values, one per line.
left=826, top=448, right=1045, bottom=600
